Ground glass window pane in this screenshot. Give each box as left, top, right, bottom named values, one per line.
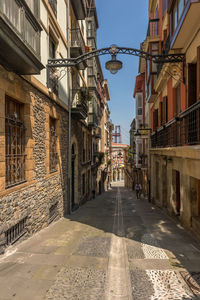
left=178, top=0, right=184, bottom=20
left=173, top=2, right=178, bottom=32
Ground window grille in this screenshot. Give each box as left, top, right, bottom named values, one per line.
left=49, top=118, right=57, bottom=173
left=5, top=217, right=27, bottom=245
left=5, top=97, right=26, bottom=188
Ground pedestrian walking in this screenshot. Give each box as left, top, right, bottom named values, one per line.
left=135, top=183, right=142, bottom=199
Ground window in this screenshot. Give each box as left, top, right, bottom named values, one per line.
left=163, top=96, right=168, bottom=123
left=172, top=0, right=186, bottom=33
left=137, top=95, right=142, bottom=108
left=25, top=0, right=36, bottom=15
left=48, top=0, right=57, bottom=17
left=87, top=21, right=93, bottom=38
left=151, top=43, right=159, bottom=73
left=138, top=108, right=143, bottom=115
left=5, top=97, right=26, bottom=188
left=2, top=0, right=21, bottom=32
left=154, top=6, right=158, bottom=35
left=162, top=0, right=167, bottom=16
left=172, top=2, right=178, bottom=33
left=153, top=109, right=159, bottom=131
left=49, top=118, right=57, bottom=173
left=49, top=35, right=56, bottom=59
left=49, top=34, right=58, bottom=95
left=175, top=83, right=181, bottom=115
left=188, top=63, right=197, bottom=107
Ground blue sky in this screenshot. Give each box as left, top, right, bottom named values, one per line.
left=95, top=0, right=148, bottom=144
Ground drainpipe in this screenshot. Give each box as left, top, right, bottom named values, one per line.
left=67, top=0, right=71, bottom=215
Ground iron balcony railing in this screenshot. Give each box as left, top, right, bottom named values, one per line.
left=95, top=127, right=101, bottom=139
left=71, top=88, right=88, bottom=114
left=0, top=0, right=40, bottom=56
left=151, top=100, right=200, bottom=148
left=48, top=0, right=57, bottom=17
left=88, top=112, right=98, bottom=126
left=71, top=27, right=86, bottom=55
left=88, top=75, right=97, bottom=89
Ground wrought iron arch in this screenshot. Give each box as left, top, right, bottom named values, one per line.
left=46, top=45, right=185, bottom=88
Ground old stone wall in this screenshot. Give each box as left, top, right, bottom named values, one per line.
left=0, top=67, right=69, bottom=254
left=71, top=119, right=92, bottom=206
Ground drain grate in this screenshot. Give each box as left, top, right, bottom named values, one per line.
left=180, top=271, right=200, bottom=296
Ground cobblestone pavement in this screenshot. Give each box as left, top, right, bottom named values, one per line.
left=0, top=181, right=200, bottom=299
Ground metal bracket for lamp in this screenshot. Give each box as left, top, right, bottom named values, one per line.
left=46, top=45, right=185, bottom=88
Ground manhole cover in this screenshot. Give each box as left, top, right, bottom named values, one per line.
left=180, top=271, right=200, bottom=296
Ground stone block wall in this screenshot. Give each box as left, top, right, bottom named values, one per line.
left=0, top=66, right=69, bottom=254
left=71, top=119, right=92, bottom=206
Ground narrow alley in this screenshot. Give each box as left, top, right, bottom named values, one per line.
left=0, top=182, right=200, bottom=299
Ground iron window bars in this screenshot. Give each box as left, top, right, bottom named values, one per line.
left=5, top=97, right=26, bottom=188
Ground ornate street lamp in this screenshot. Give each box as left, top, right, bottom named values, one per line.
left=105, top=54, right=123, bottom=74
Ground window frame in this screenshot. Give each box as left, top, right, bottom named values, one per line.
left=5, top=96, right=26, bottom=188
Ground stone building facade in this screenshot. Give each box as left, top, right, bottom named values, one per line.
left=111, top=143, right=128, bottom=182
left=0, top=0, right=110, bottom=253
left=0, top=65, right=68, bottom=253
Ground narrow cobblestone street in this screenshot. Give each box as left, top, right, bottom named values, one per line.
left=0, top=182, right=200, bottom=299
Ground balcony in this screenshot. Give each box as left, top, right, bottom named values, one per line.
left=70, top=28, right=86, bottom=59
left=88, top=112, right=98, bottom=127
left=48, top=0, right=57, bottom=18
left=71, top=0, right=86, bottom=20
left=88, top=75, right=97, bottom=89
left=95, top=126, right=101, bottom=139
left=71, top=88, right=88, bottom=120
left=151, top=100, right=200, bottom=148
left=170, top=0, right=200, bottom=49
left=0, top=0, right=43, bottom=74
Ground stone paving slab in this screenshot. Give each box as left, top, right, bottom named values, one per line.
left=129, top=258, right=172, bottom=270
left=74, top=236, right=111, bottom=258
left=0, top=184, right=200, bottom=299
left=0, top=276, right=53, bottom=300
left=45, top=267, right=107, bottom=300
left=65, top=255, right=108, bottom=269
